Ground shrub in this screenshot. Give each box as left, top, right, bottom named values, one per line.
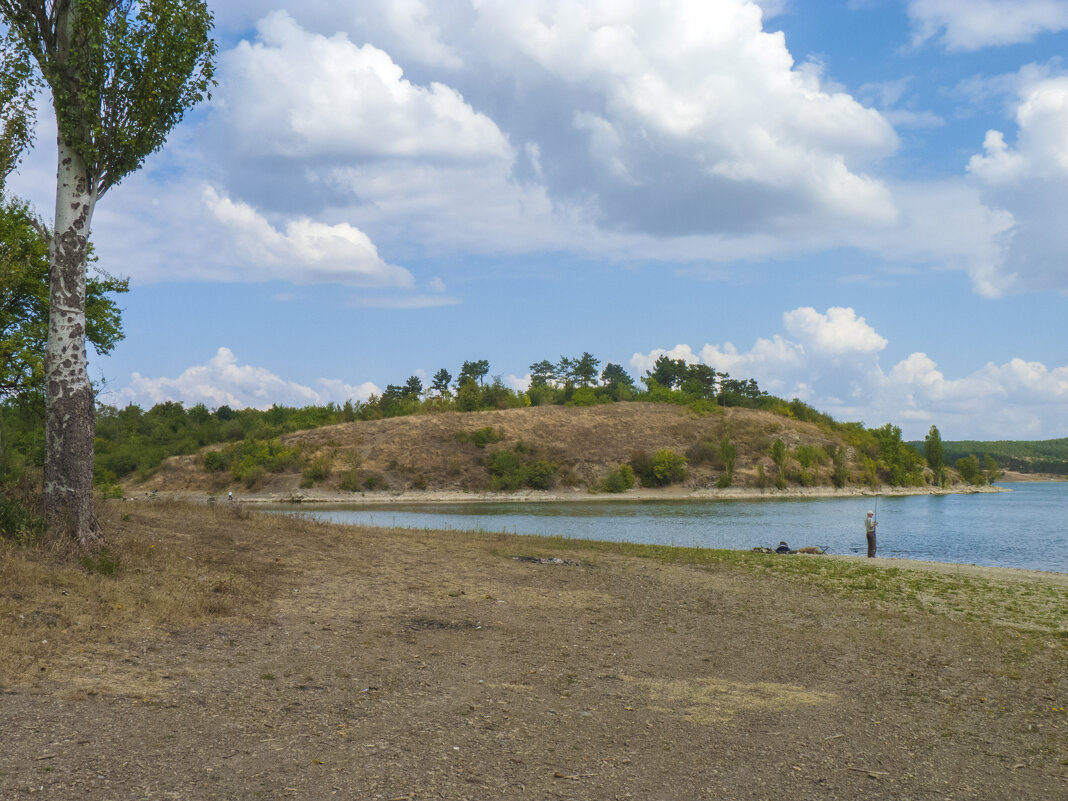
left=629, top=450, right=655, bottom=487
left=796, top=444, right=819, bottom=469
left=523, top=460, right=556, bottom=490
left=715, top=472, right=732, bottom=488
left=339, top=469, right=361, bottom=492
left=831, top=447, right=849, bottom=488
left=567, top=386, right=599, bottom=407
left=598, top=463, right=636, bottom=493
left=411, top=474, right=428, bottom=490
left=229, top=438, right=301, bottom=483
left=686, top=437, right=718, bottom=465
left=302, top=453, right=332, bottom=485
left=956, top=454, right=982, bottom=484
left=0, top=485, right=45, bottom=546
left=241, top=465, right=265, bottom=489
left=487, top=450, right=523, bottom=491
left=757, top=464, right=769, bottom=489
left=364, top=474, right=388, bottom=491
left=457, top=426, right=505, bottom=448
left=203, top=450, right=230, bottom=472
left=651, top=449, right=688, bottom=486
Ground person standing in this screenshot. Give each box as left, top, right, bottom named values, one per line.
left=865, top=510, right=877, bottom=557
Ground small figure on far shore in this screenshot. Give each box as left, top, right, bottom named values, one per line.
left=865, top=510, right=877, bottom=557
left=228, top=490, right=233, bottom=503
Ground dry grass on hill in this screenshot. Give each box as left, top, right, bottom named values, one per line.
left=137, top=402, right=856, bottom=497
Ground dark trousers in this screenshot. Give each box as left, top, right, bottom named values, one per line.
left=866, top=531, right=876, bottom=558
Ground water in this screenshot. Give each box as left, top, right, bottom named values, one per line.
left=272, top=482, right=1068, bottom=573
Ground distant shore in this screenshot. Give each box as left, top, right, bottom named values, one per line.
left=156, top=482, right=1008, bottom=506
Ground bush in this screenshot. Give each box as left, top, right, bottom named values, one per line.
left=629, top=450, right=655, bottom=487
left=487, top=450, right=523, bottom=491
left=831, top=447, right=849, bottom=488
left=302, top=453, right=332, bottom=485
left=364, top=474, right=388, bottom=491
left=956, top=454, right=982, bottom=484
left=651, top=449, right=688, bottom=486
left=796, top=444, right=820, bottom=469
left=567, top=386, right=599, bottom=407
left=203, top=450, right=230, bottom=472
left=229, top=438, right=301, bottom=483
left=0, top=483, right=45, bottom=546
left=457, top=426, right=504, bottom=448
left=486, top=449, right=555, bottom=490
left=339, top=469, right=361, bottom=492
left=523, top=460, right=555, bottom=490
left=600, top=464, right=635, bottom=493
left=686, top=437, right=718, bottom=465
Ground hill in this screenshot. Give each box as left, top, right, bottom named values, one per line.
left=908, top=437, right=1068, bottom=476
left=133, top=402, right=961, bottom=499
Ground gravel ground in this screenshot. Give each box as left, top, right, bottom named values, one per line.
left=2, top=503, right=1065, bottom=800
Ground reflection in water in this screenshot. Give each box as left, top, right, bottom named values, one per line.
left=271, top=483, right=1068, bottom=573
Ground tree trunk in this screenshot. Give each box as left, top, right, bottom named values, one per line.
left=43, top=135, right=100, bottom=546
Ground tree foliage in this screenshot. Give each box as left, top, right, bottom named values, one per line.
left=924, top=424, right=946, bottom=486
left=0, top=198, right=127, bottom=400
left=0, top=0, right=216, bottom=197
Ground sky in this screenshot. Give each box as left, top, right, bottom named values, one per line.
left=8, top=0, right=1068, bottom=441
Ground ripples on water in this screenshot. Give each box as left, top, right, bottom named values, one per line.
left=272, top=482, right=1068, bottom=573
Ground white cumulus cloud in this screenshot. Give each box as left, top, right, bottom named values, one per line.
left=629, top=307, right=1068, bottom=439
left=908, top=0, right=1068, bottom=51
left=202, top=186, right=414, bottom=287
left=107, top=348, right=380, bottom=411
left=216, top=11, right=508, bottom=161
left=964, top=74, right=1068, bottom=294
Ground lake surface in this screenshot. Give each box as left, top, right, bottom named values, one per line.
left=273, top=482, right=1068, bottom=573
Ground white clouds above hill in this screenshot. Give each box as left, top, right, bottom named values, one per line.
left=630, top=307, right=1068, bottom=439
left=106, top=348, right=379, bottom=411
left=10, top=0, right=1058, bottom=300
left=216, top=12, right=508, bottom=162
left=107, top=308, right=1068, bottom=440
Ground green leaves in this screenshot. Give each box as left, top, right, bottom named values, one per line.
left=0, top=198, right=127, bottom=400
left=0, top=0, right=216, bottom=195
left=0, top=30, right=40, bottom=191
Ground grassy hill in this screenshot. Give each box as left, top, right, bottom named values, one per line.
left=133, top=402, right=951, bottom=497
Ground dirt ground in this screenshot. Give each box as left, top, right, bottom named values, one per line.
left=2, top=501, right=1065, bottom=800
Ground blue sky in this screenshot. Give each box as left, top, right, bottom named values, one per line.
left=10, top=0, right=1068, bottom=440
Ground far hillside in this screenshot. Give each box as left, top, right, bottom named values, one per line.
left=133, top=403, right=968, bottom=498
left=908, top=437, right=1068, bottom=476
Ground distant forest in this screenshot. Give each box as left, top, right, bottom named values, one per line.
left=908, top=438, right=1068, bottom=475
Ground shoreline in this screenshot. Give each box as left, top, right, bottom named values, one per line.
left=187, top=482, right=1008, bottom=506
left=129, top=485, right=1066, bottom=581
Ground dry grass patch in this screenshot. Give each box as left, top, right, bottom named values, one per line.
left=0, top=499, right=289, bottom=690
left=624, top=675, right=837, bottom=725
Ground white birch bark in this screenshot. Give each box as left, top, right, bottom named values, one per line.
left=43, top=3, right=101, bottom=545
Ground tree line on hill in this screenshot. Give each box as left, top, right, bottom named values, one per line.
left=367, top=353, right=769, bottom=419
left=909, top=435, right=1068, bottom=477
left=1, top=348, right=991, bottom=516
